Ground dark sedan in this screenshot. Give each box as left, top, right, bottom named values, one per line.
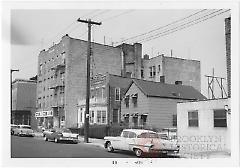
left=44, top=128, right=79, bottom=144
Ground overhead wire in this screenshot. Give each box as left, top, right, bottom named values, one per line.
left=138, top=9, right=230, bottom=43
left=113, top=9, right=208, bottom=45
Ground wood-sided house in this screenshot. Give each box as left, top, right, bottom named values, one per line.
left=121, top=79, right=206, bottom=130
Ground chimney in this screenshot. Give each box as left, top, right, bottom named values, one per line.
left=143, top=54, right=149, bottom=60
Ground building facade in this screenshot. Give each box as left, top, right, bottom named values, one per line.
left=77, top=73, right=132, bottom=127
left=36, top=35, right=141, bottom=128
left=121, top=79, right=206, bottom=130
left=142, top=54, right=201, bottom=91
left=177, top=98, right=231, bottom=154
left=12, top=79, right=37, bottom=129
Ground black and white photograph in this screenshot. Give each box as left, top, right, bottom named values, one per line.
left=1, top=0, right=240, bottom=167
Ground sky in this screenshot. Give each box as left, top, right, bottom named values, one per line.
left=9, top=8, right=231, bottom=98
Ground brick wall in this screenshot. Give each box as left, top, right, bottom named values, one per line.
left=64, top=37, right=122, bottom=128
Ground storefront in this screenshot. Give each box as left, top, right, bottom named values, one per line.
left=35, top=110, right=54, bottom=129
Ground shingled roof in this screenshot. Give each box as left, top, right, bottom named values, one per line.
left=129, top=79, right=206, bottom=100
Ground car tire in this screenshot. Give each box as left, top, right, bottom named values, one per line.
left=106, top=142, right=114, bottom=152
left=54, top=138, right=58, bottom=143
left=134, top=148, right=143, bottom=157
left=44, top=136, right=48, bottom=141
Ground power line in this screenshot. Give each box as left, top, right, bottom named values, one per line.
left=138, top=9, right=229, bottom=43
left=85, top=9, right=230, bottom=57
left=90, top=10, right=111, bottom=19
left=101, top=10, right=135, bottom=22
left=113, top=9, right=208, bottom=45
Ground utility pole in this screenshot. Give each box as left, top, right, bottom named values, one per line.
left=10, top=69, right=19, bottom=124
left=77, top=18, right=101, bottom=143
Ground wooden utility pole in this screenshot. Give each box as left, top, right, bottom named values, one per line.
left=77, top=18, right=101, bottom=143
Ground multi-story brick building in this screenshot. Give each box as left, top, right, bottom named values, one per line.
left=36, top=34, right=202, bottom=129
left=77, top=73, right=132, bottom=127
left=142, top=54, right=201, bottom=92
left=12, top=79, right=37, bottom=129
left=36, top=35, right=142, bottom=128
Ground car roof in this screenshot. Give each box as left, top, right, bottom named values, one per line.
left=11, top=124, right=18, bottom=126
left=122, top=129, right=156, bottom=135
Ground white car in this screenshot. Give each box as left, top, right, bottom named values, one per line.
left=104, top=129, right=180, bottom=157
left=13, top=125, right=34, bottom=137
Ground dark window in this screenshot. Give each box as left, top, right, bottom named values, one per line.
left=124, top=116, right=129, bottom=124
left=158, top=65, right=161, bottom=73
left=132, top=94, right=138, bottom=107
left=214, top=109, right=227, bottom=127
left=113, top=109, right=119, bottom=123
left=141, top=69, right=144, bottom=78
left=188, top=111, right=198, bottom=127
left=175, top=81, right=182, bottom=85
left=152, top=66, right=156, bottom=76
left=140, top=115, right=147, bottom=126
left=115, top=88, right=120, bottom=101
left=126, top=72, right=132, bottom=78
left=125, top=95, right=129, bottom=108
left=160, top=76, right=165, bottom=83
left=172, top=114, right=177, bottom=126
left=149, top=67, right=152, bottom=77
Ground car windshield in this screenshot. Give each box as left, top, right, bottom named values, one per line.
left=21, top=126, right=31, bottom=129
left=137, top=132, right=159, bottom=138
left=61, top=128, right=71, bottom=133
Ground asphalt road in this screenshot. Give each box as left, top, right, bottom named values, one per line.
left=11, top=135, right=137, bottom=158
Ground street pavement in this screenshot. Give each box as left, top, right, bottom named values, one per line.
left=11, top=135, right=136, bottom=158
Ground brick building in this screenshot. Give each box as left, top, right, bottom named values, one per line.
left=36, top=35, right=142, bottom=128
left=12, top=79, right=37, bottom=129
left=77, top=73, right=132, bottom=127
left=36, top=34, right=202, bottom=129
left=142, top=54, right=201, bottom=92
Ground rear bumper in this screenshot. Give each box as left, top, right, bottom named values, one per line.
left=59, top=137, right=78, bottom=142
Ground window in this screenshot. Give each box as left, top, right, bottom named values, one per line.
left=126, top=72, right=132, bottom=78
left=188, top=111, right=199, bottom=127
left=128, top=132, right=137, bottom=138
left=124, top=115, right=129, bottom=124
left=141, top=69, right=144, bottom=78
left=140, top=114, right=147, bottom=126
left=214, top=109, right=227, bottom=127
left=90, top=111, right=94, bottom=124
left=172, top=114, right=177, bottom=126
left=125, top=95, right=129, bottom=108
left=149, top=67, right=152, bottom=77
left=152, top=66, right=156, bottom=76
left=115, top=88, right=120, bottom=101
left=102, top=111, right=106, bottom=124
left=132, top=94, right=138, bottom=107
left=97, top=111, right=101, bottom=123
left=175, top=81, right=182, bottom=85
left=132, top=116, right=138, bottom=127
left=39, top=64, right=43, bottom=75
left=113, top=109, right=119, bottom=123
left=121, top=131, right=129, bottom=138
left=160, top=76, right=165, bottom=83
left=158, top=65, right=161, bottom=73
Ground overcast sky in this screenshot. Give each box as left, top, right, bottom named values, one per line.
left=10, top=8, right=231, bottom=98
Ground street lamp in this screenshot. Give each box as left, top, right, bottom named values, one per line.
left=11, top=69, right=19, bottom=124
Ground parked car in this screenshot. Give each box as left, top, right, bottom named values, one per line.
left=104, top=129, right=180, bottom=157
left=44, top=128, right=79, bottom=144
left=13, top=125, right=34, bottom=137
left=11, top=124, right=18, bottom=135
left=43, top=129, right=55, bottom=137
